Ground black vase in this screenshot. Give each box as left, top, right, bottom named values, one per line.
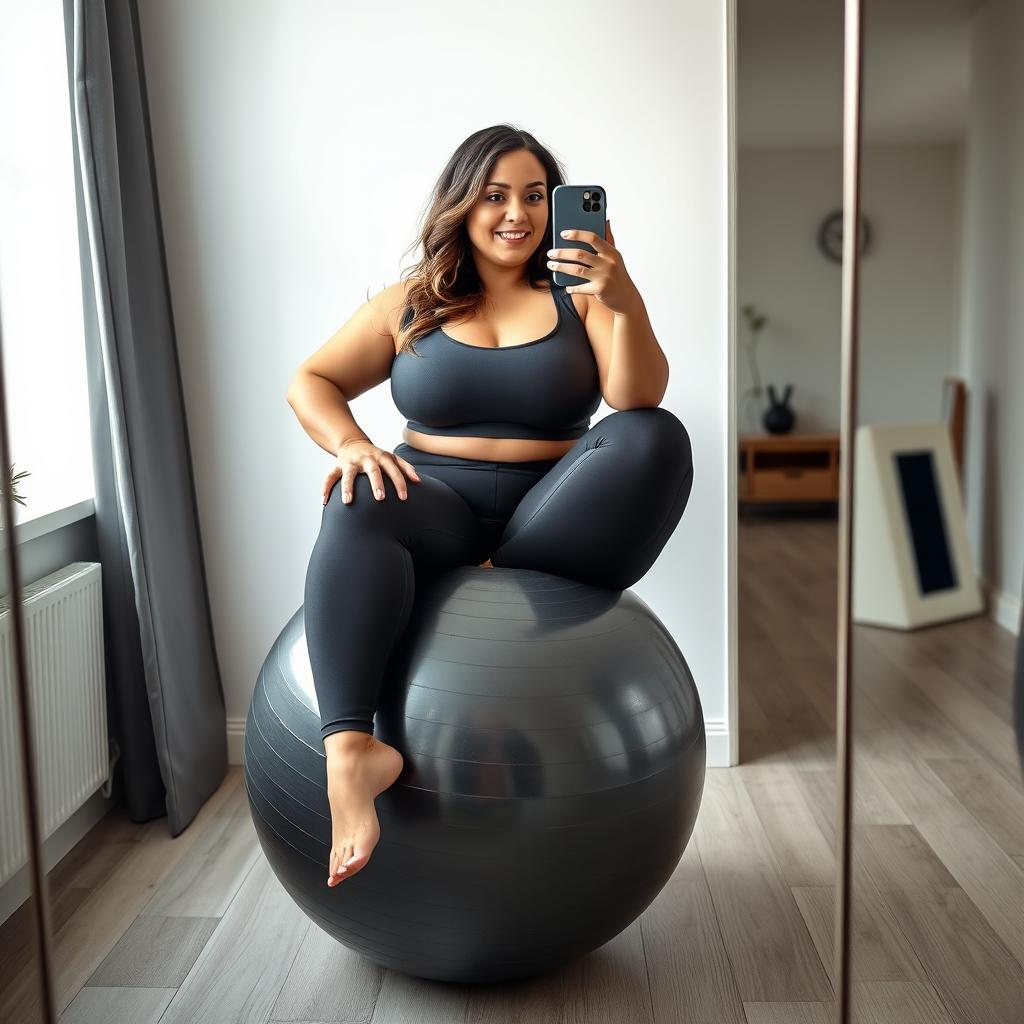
left=762, top=384, right=796, bottom=434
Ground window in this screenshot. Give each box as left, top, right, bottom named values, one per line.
left=0, top=1, right=95, bottom=530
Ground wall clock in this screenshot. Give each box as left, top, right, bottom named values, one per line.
left=817, top=208, right=872, bottom=263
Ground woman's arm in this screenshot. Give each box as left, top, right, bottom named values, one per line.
left=286, top=281, right=407, bottom=454
left=286, top=372, right=372, bottom=456
left=586, top=291, right=669, bottom=409
left=549, top=226, right=669, bottom=408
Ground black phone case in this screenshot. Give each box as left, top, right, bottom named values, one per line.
left=551, top=184, right=606, bottom=288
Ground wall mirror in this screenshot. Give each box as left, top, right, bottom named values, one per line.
left=0, top=1, right=871, bottom=1022
left=844, top=0, right=1024, bottom=1022
left=736, top=1, right=850, bottom=1022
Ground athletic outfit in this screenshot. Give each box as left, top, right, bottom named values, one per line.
left=303, top=283, right=694, bottom=740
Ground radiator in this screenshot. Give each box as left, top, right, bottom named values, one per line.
left=0, top=562, right=108, bottom=886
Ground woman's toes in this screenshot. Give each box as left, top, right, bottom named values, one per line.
left=342, top=850, right=368, bottom=875
left=326, top=838, right=376, bottom=886
left=327, top=847, right=349, bottom=885
left=337, top=848, right=368, bottom=881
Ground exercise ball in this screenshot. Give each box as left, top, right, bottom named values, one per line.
left=244, top=566, right=705, bottom=984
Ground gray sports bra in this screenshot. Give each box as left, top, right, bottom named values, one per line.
left=390, top=284, right=602, bottom=441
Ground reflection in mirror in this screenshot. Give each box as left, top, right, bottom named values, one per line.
left=3, top=0, right=754, bottom=1021
left=848, top=0, right=1024, bottom=1021
left=736, top=1, right=846, bottom=1020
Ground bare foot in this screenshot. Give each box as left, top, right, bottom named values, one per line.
left=323, top=732, right=404, bottom=887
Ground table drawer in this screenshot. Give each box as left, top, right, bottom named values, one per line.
left=751, top=467, right=836, bottom=501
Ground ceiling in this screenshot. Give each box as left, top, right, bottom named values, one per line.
left=737, top=0, right=987, bottom=147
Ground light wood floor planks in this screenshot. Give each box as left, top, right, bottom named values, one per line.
left=1, top=516, right=1021, bottom=1023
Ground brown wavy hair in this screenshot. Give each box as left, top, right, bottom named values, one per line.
left=390, top=124, right=567, bottom=358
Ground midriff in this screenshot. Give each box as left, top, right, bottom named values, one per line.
left=400, top=426, right=576, bottom=462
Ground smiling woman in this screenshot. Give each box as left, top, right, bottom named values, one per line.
left=283, top=122, right=693, bottom=893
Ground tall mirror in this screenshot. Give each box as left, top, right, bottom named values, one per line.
left=736, top=1, right=846, bottom=1021
left=847, top=0, right=1024, bottom=1021
left=0, top=1, right=859, bottom=1021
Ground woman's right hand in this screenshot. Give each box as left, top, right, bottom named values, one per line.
left=323, top=439, right=421, bottom=506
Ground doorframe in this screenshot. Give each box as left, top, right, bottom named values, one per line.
left=726, top=0, right=739, bottom=767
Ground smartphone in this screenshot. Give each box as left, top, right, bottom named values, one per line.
left=550, top=184, right=607, bottom=288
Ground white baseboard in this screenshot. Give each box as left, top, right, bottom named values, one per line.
left=704, top=717, right=731, bottom=767
left=983, top=577, right=1022, bottom=636
left=0, top=785, right=116, bottom=928
left=227, top=716, right=246, bottom=765
left=228, top=715, right=732, bottom=768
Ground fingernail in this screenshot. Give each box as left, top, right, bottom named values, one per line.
left=343, top=493, right=351, bottom=503
left=375, top=489, right=384, bottom=499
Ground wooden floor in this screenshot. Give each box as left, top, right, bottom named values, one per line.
left=1, top=515, right=1021, bottom=1023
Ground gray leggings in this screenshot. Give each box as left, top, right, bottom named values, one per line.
left=303, top=407, right=694, bottom=740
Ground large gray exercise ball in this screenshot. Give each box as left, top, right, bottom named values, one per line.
left=243, top=566, right=705, bottom=984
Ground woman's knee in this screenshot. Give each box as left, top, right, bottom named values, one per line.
left=599, top=407, right=692, bottom=469
left=322, top=472, right=405, bottom=532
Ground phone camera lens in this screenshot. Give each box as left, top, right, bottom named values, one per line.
left=583, top=201, right=592, bottom=211
left=592, top=191, right=601, bottom=200
left=593, top=201, right=601, bottom=211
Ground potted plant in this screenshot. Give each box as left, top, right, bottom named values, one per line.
left=0, top=463, right=30, bottom=529
left=739, top=303, right=795, bottom=434
left=739, top=303, right=767, bottom=431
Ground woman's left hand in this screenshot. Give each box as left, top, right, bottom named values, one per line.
left=546, top=219, right=640, bottom=315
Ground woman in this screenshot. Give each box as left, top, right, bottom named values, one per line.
left=286, top=124, right=694, bottom=889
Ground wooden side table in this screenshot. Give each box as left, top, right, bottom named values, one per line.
left=739, top=432, right=841, bottom=506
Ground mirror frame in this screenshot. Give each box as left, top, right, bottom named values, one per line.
left=833, top=0, right=864, bottom=1021
left=0, top=288, right=58, bottom=1021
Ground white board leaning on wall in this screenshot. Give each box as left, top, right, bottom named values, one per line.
left=853, top=422, right=984, bottom=630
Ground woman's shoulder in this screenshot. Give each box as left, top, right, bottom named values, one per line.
left=374, top=278, right=422, bottom=345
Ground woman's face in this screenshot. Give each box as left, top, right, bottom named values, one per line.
left=465, top=148, right=549, bottom=271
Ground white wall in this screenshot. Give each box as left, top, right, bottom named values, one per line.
left=136, top=1, right=734, bottom=762
left=738, top=143, right=964, bottom=434
left=960, top=0, right=1024, bottom=631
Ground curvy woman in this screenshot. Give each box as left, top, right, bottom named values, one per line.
left=286, top=125, right=694, bottom=888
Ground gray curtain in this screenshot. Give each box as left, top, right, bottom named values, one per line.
left=61, top=0, right=226, bottom=834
